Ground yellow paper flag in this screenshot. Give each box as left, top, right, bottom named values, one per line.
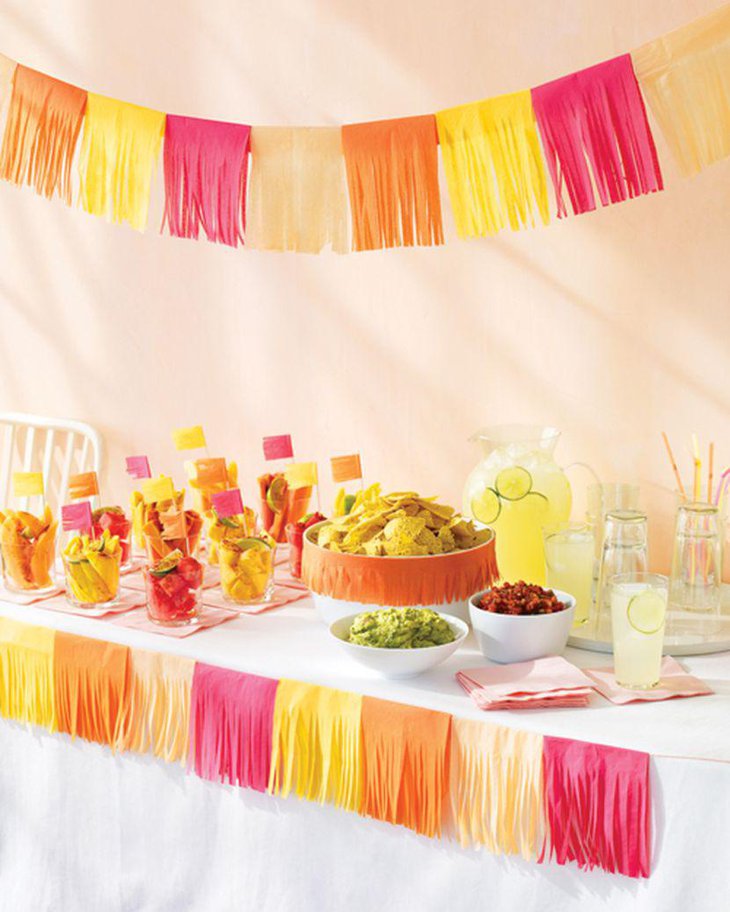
left=172, top=425, right=207, bottom=451
left=12, top=471, right=44, bottom=497
left=285, top=461, right=318, bottom=490
left=141, top=475, right=176, bottom=504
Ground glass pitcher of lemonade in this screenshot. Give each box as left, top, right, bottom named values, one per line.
left=464, top=425, right=572, bottom=585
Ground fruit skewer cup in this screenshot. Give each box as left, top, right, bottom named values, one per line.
left=219, top=534, right=276, bottom=606
left=143, top=548, right=203, bottom=626
left=0, top=506, right=58, bottom=594
left=63, top=529, right=122, bottom=609
left=258, top=473, right=311, bottom=543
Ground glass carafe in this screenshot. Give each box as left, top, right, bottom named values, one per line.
left=464, top=424, right=572, bottom=585
left=594, top=509, right=649, bottom=640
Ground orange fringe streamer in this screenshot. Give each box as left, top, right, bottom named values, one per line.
left=115, top=648, right=193, bottom=764
left=0, top=65, right=87, bottom=203
left=360, top=696, right=451, bottom=838
left=302, top=533, right=498, bottom=607
left=54, top=632, right=130, bottom=746
left=342, top=115, right=443, bottom=250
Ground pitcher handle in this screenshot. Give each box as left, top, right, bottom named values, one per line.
left=563, top=461, right=602, bottom=485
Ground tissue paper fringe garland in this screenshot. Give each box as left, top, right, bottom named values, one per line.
left=0, top=620, right=653, bottom=879
left=0, top=4, right=729, bottom=250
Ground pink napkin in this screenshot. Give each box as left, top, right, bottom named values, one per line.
left=34, top=587, right=145, bottom=618
left=583, top=656, right=713, bottom=704
left=0, top=583, right=63, bottom=605
left=109, top=604, right=239, bottom=637
left=200, top=585, right=309, bottom=615
left=456, top=656, right=594, bottom=710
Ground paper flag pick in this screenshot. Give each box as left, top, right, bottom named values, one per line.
left=61, top=501, right=93, bottom=532
left=192, top=457, right=227, bottom=487
left=68, top=471, right=99, bottom=499
left=0, top=65, right=87, bottom=204
left=12, top=471, right=44, bottom=497
left=125, top=455, right=151, bottom=479
left=263, top=435, right=294, bottom=461
left=172, top=425, right=207, bottom=451
left=330, top=454, right=362, bottom=484
left=0, top=617, right=56, bottom=730
left=141, top=475, right=176, bottom=504
left=285, top=461, right=318, bottom=490
left=211, top=488, right=244, bottom=518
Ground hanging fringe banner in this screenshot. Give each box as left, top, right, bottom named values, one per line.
left=0, top=66, right=87, bottom=204
left=632, top=4, right=730, bottom=176
left=78, top=93, right=165, bottom=231
left=436, top=91, right=549, bottom=238
left=247, top=127, right=349, bottom=253
left=531, top=54, right=663, bottom=217
left=0, top=617, right=55, bottom=730
left=163, top=115, right=250, bottom=246
left=342, top=115, right=444, bottom=250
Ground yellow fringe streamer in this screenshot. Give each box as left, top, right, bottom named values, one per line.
left=450, top=718, right=544, bottom=858
left=78, top=93, right=165, bottom=230
left=0, top=618, right=55, bottom=730
left=115, top=648, right=194, bottom=764
left=632, top=5, right=730, bottom=175
left=268, top=680, right=362, bottom=812
left=248, top=127, right=349, bottom=253
left=436, top=91, right=549, bottom=238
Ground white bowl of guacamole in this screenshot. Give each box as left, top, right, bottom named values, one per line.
left=329, top=608, right=469, bottom=679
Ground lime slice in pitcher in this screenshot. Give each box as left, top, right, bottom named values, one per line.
left=471, top=488, right=501, bottom=524
left=627, top=589, right=666, bottom=635
left=495, top=466, right=533, bottom=501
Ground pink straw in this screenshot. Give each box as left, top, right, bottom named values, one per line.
left=714, top=468, right=730, bottom=506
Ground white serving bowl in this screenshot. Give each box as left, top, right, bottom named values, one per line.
left=329, top=612, right=469, bottom=679
left=468, top=589, right=576, bottom=664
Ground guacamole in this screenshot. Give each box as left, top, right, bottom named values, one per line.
left=348, top=608, right=456, bottom=649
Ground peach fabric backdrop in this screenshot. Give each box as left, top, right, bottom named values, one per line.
left=0, top=0, right=727, bottom=574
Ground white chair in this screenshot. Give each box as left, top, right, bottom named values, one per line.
left=0, top=412, right=103, bottom=517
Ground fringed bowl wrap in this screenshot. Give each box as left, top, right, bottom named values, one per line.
left=302, top=523, right=498, bottom=624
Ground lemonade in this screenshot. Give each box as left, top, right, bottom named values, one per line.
left=610, top=574, right=668, bottom=688
left=544, top=524, right=594, bottom=627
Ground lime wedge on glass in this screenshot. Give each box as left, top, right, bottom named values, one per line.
left=471, top=487, right=501, bottom=524
left=234, top=537, right=273, bottom=552
left=266, top=476, right=287, bottom=514
left=627, top=589, right=666, bottom=635
left=495, top=466, right=533, bottom=501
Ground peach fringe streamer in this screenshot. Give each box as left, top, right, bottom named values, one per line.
left=54, top=632, right=130, bottom=746
left=436, top=91, right=549, bottom=238
left=79, top=93, right=165, bottom=231
left=342, top=115, right=443, bottom=250
left=360, top=697, right=451, bottom=838
left=302, top=535, right=498, bottom=608
left=632, top=4, right=730, bottom=176
left=450, top=719, right=544, bottom=858
left=0, top=54, right=16, bottom=115
left=268, top=680, right=362, bottom=812
left=248, top=127, right=349, bottom=253
left=115, top=648, right=193, bottom=764
left=0, top=65, right=87, bottom=203
left=0, top=618, right=55, bottom=730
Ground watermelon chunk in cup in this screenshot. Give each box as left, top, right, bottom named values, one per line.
left=144, top=551, right=204, bottom=626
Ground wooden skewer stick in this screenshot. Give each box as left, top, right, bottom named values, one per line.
left=661, top=432, right=686, bottom=499
left=708, top=442, right=714, bottom=504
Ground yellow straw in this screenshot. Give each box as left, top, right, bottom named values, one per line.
left=691, top=434, right=702, bottom=502
left=661, top=432, right=686, bottom=499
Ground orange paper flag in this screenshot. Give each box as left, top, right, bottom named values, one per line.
left=342, top=115, right=443, bottom=251
left=360, top=696, right=451, bottom=838
left=192, top=457, right=228, bottom=488
left=0, top=65, right=87, bottom=204
left=330, top=454, right=362, bottom=484
left=54, top=632, right=130, bottom=746
left=68, top=470, right=100, bottom=499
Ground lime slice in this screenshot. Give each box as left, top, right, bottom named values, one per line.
left=150, top=549, right=184, bottom=577
left=495, top=466, right=533, bottom=501
left=266, top=475, right=287, bottom=514
left=470, top=487, right=501, bottom=524
left=627, top=589, right=666, bottom=635
left=344, top=494, right=356, bottom=514
left=232, top=537, right=271, bottom=552
left=218, top=515, right=240, bottom=529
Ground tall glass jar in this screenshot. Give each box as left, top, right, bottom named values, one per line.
left=669, top=502, right=723, bottom=615
left=595, top=510, right=649, bottom=639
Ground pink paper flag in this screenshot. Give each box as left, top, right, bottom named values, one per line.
left=211, top=488, right=244, bottom=518
left=540, top=736, right=651, bottom=878
left=263, top=434, right=293, bottom=461
left=125, top=455, right=151, bottom=479
left=531, top=54, right=663, bottom=217
left=189, top=664, right=279, bottom=791
left=163, top=115, right=251, bottom=247
left=61, top=501, right=93, bottom=532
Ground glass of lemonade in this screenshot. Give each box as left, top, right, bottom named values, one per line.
left=610, top=572, right=668, bottom=689
left=543, top=522, right=594, bottom=627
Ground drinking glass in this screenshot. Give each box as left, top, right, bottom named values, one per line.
left=669, top=502, right=723, bottom=615
left=595, top=510, right=649, bottom=639
left=586, top=482, right=640, bottom=564
left=610, top=572, right=668, bottom=689
left=543, top=522, right=594, bottom=628
left=220, top=539, right=275, bottom=606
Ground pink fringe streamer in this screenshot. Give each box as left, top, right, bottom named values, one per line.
left=540, top=736, right=651, bottom=878
left=162, top=115, right=251, bottom=246
left=188, top=663, right=278, bottom=791
left=531, top=55, right=663, bottom=217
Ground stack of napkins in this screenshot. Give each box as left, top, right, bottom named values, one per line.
left=456, top=656, right=594, bottom=710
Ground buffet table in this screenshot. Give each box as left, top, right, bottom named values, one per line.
left=1, top=594, right=729, bottom=912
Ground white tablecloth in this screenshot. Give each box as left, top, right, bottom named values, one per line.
left=1, top=596, right=729, bottom=912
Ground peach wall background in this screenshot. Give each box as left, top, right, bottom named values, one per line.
left=0, top=0, right=728, bottom=574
